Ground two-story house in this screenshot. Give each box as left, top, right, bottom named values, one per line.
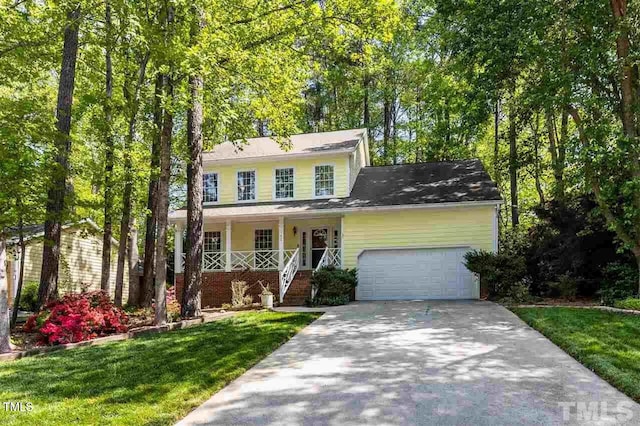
left=169, top=128, right=502, bottom=306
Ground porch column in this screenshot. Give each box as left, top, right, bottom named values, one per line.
left=225, top=220, right=232, bottom=272
left=12, top=248, right=20, bottom=299
left=278, top=216, right=284, bottom=270
left=174, top=222, right=183, bottom=274
left=340, top=215, right=345, bottom=268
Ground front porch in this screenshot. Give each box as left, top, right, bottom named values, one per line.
left=173, top=216, right=343, bottom=305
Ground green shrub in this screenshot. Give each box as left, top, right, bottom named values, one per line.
left=309, top=267, right=356, bottom=305
left=497, top=282, right=531, bottom=305
left=306, top=295, right=350, bottom=307
left=18, top=281, right=39, bottom=312
left=524, top=196, right=630, bottom=298
left=547, top=274, right=578, bottom=300
left=463, top=249, right=528, bottom=300
left=614, top=298, right=640, bottom=311
left=599, top=262, right=637, bottom=305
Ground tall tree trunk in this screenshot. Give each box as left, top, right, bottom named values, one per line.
left=610, top=0, right=638, bottom=139
left=444, top=98, right=451, bottom=157
left=125, top=218, right=139, bottom=307
left=155, top=76, right=173, bottom=326
left=38, top=6, right=81, bottom=307
left=126, top=236, right=140, bottom=306
left=115, top=111, right=137, bottom=306
left=531, top=117, right=545, bottom=205
left=508, top=104, right=519, bottom=228
left=115, top=51, right=149, bottom=306
left=0, top=236, right=11, bottom=353
left=115, top=125, right=134, bottom=307
left=10, top=215, right=25, bottom=328
left=182, top=7, right=205, bottom=318
left=141, top=75, right=163, bottom=307
left=383, top=97, right=391, bottom=164
left=546, top=110, right=566, bottom=200
left=493, top=98, right=500, bottom=181
left=362, top=73, right=373, bottom=159
left=101, top=0, right=114, bottom=293
left=391, top=99, right=398, bottom=165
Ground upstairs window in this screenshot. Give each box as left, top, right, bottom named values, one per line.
left=274, top=168, right=294, bottom=199
left=203, top=173, right=218, bottom=203
left=314, top=165, right=334, bottom=197
left=237, top=170, right=256, bottom=201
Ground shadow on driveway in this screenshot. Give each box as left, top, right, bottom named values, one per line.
left=177, top=301, right=640, bottom=426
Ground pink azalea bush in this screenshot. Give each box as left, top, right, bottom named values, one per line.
left=24, top=291, right=129, bottom=345
left=152, top=286, right=181, bottom=322
left=166, top=286, right=181, bottom=322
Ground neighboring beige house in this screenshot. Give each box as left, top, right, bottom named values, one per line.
left=5, top=219, right=128, bottom=306
left=169, top=128, right=502, bottom=307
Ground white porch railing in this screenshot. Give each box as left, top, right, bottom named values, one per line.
left=314, top=248, right=342, bottom=273
left=311, top=248, right=342, bottom=299
left=279, top=248, right=300, bottom=303
left=181, top=249, right=298, bottom=271
left=203, top=251, right=225, bottom=271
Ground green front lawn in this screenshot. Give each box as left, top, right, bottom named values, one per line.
left=0, top=311, right=320, bottom=425
left=512, top=307, right=640, bottom=402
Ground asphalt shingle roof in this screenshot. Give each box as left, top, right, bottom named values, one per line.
left=346, top=159, right=502, bottom=207
left=203, top=128, right=366, bottom=162
left=179, top=159, right=501, bottom=218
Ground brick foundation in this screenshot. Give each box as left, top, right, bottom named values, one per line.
left=174, top=270, right=312, bottom=308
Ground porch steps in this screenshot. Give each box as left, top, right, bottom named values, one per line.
left=281, top=271, right=313, bottom=306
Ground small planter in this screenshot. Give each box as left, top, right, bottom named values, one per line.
left=261, top=294, right=274, bottom=309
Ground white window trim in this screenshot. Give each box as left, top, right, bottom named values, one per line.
left=203, top=231, right=222, bottom=252
left=312, top=163, right=336, bottom=199
left=272, top=166, right=296, bottom=200
left=236, top=169, right=257, bottom=203
left=203, top=172, right=220, bottom=205
left=254, top=227, right=274, bottom=250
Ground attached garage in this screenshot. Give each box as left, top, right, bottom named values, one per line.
left=356, top=247, right=478, bottom=300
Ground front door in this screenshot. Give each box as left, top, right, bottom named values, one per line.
left=311, top=228, right=329, bottom=269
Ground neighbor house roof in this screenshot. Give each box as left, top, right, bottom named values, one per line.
left=169, top=159, right=501, bottom=221
left=5, top=218, right=118, bottom=246
left=203, top=128, right=367, bottom=163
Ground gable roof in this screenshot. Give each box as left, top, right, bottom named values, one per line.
left=346, top=159, right=502, bottom=207
left=169, top=159, right=501, bottom=220
left=203, top=128, right=366, bottom=163
left=5, top=218, right=118, bottom=247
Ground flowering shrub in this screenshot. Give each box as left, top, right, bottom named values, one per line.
left=149, top=286, right=182, bottom=322
left=166, top=286, right=181, bottom=322
left=24, top=291, right=128, bottom=345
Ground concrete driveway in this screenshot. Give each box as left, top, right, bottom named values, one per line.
left=177, top=301, right=640, bottom=425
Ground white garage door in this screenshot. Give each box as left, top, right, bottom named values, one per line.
left=356, top=247, right=476, bottom=300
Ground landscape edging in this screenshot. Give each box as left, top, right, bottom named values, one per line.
left=0, top=312, right=238, bottom=362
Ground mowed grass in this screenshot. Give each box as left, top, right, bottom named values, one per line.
left=0, top=311, right=320, bottom=425
left=512, top=307, right=640, bottom=402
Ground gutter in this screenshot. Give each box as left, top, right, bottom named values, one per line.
left=168, top=199, right=504, bottom=223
